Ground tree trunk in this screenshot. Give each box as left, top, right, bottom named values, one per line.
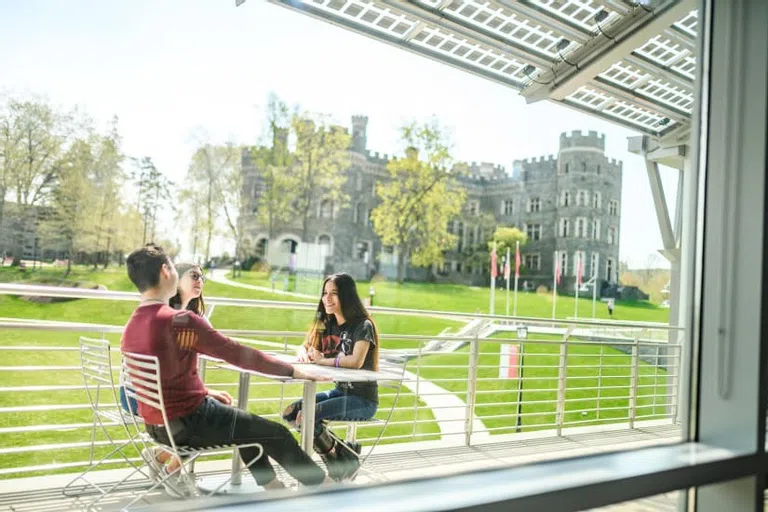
left=65, top=238, right=73, bottom=277
left=103, top=236, right=111, bottom=269
left=396, top=247, right=407, bottom=284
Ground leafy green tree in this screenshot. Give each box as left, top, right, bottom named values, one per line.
left=371, top=120, right=465, bottom=283
left=290, top=113, right=351, bottom=241
left=249, top=93, right=295, bottom=243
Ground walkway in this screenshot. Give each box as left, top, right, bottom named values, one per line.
left=207, top=268, right=316, bottom=299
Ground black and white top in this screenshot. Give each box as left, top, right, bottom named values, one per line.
left=318, top=318, right=378, bottom=404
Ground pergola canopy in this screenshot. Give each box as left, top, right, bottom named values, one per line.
left=259, top=0, right=697, bottom=145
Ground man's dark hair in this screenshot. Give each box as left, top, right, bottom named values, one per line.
left=126, top=243, right=171, bottom=292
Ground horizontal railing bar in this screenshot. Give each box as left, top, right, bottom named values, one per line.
left=0, top=283, right=680, bottom=331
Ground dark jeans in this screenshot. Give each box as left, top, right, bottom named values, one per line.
left=283, top=388, right=378, bottom=435
left=146, top=397, right=325, bottom=486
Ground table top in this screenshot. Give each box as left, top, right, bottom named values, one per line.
left=216, top=353, right=404, bottom=383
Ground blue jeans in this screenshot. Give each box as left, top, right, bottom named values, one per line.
left=146, top=397, right=325, bottom=486
left=283, top=388, right=378, bottom=435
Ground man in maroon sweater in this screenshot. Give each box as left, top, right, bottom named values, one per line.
left=122, top=244, right=328, bottom=491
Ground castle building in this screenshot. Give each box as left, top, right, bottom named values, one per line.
left=241, top=117, right=621, bottom=294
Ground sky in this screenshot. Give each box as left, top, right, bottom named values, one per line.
left=0, top=0, right=681, bottom=268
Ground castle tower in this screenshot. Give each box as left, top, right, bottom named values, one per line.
left=351, top=115, right=368, bottom=153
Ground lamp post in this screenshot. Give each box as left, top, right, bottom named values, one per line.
left=369, top=285, right=375, bottom=307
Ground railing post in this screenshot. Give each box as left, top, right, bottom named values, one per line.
left=464, top=320, right=482, bottom=446
left=555, top=337, right=568, bottom=436
left=629, top=338, right=640, bottom=429
left=413, top=340, right=422, bottom=439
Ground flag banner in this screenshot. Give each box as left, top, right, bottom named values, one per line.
left=504, top=248, right=511, bottom=280
left=576, top=253, right=583, bottom=287
left=555, top=255, right=561, bottom=284
left=515, top=242, right=521, bottom=278
left=491, top=244, right=498, bottom=279
left=498, top=343, right=520, bottom=379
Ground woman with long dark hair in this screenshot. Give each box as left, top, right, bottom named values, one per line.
left=281, top=272, right=379, bottom=481
left=169, top=262, right=207, bottom=320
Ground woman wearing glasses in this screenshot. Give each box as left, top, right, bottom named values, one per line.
left=281, top=272, right=379, bottom=481
left=169, top=263, right=209, bottom=322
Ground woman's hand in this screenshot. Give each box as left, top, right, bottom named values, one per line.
left=307, top=347, right=323, bottom=363
left=296, top=346, right=310, bottom=363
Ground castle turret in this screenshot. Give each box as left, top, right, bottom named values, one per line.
left=352, top=115, right=368, bottom=153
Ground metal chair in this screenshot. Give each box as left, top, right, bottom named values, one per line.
left=62, top=337, right=153, bottom=508
left=119, top=351, right=265, bottom=509
left=326, top=360, right=407, bottom=482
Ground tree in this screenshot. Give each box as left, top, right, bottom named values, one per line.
left=250, top=93, right=296, bottom=243
left=132, top=157, right=172, bottom=246
left=458, top=212, right=498, bottom=272
left=371, top=120, right=465, bottom=283
left=44, top=139, right=96, bottom=274
left=184, top=143, right=235, bottom=263
left=291, top=113, right=351, bottom=241
left=88, top=118, right=124, bottom=268
left=487, top=226, right=527, bottom=261
left=1, top=96, right=72, bottom=264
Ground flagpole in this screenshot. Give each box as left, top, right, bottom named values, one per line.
left=552, top=250, right=558, bottom=319
left=490, top=241, right=497, bottom=315
left=513, top=242, right=519, bottom=317
left=592, top=272, right=598, bottom=318
left=505, top=248, right=511, bottom=317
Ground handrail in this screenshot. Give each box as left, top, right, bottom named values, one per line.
left=0, top=320, right=677, bottom=346
left=0, top=283, right=682, bottom=330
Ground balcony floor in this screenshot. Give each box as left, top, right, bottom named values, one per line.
left=0, top=421, right=681, bottom=512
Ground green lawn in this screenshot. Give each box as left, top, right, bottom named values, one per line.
left=231, top=270, right=670, bottom=323
left=0, top=265, right=672, bottom=479
left=411, top=333, right=672, bottom=435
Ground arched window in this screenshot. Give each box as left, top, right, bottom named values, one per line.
left=320, top=200, right=333, bottom=219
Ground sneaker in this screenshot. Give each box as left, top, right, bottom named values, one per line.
left=161, top=469, right=196, bottom=499
left=141, top=448, right=163, bottom=484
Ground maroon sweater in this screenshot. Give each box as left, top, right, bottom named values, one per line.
left=121, top=304, right=293, bottom=425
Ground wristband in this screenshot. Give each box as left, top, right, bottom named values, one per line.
left=334, top=354, right=342, bottom=368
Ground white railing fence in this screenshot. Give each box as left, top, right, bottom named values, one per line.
left=0, top=284, right=682, bottom=480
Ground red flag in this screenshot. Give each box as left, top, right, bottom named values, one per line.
left=576, top=253, right=583, bottom=287
left=503, top=253, right=510, bottom=280
left=491, top=245, right=498, bottom=279
left=514, top=243, right=521, bottom=278
left=555, top=253, right=561, bottom=284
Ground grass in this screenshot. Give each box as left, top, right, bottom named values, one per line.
left=231, top=270, right=670, bottom=323
left=411, top=332, right=672, bottom=435
left=0, top=265, right=673, bottom=479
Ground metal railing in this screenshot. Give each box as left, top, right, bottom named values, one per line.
left=0, top=283, right=683, bottom=480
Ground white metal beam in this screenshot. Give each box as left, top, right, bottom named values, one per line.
left=524, top=0, right=696, bottom=103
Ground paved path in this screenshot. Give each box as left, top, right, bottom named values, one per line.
left=207, top=268, right=316, bottom=299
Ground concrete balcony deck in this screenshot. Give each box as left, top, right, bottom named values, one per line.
left=0, top=420, right=680, bottom=512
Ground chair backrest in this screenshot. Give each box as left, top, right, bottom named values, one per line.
left=121, top=351, right=181, bottom=452
left=79, top=337, right=120, bottom=414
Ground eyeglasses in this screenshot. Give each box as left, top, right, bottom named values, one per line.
left=188, top=272, right=205, bottom=283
